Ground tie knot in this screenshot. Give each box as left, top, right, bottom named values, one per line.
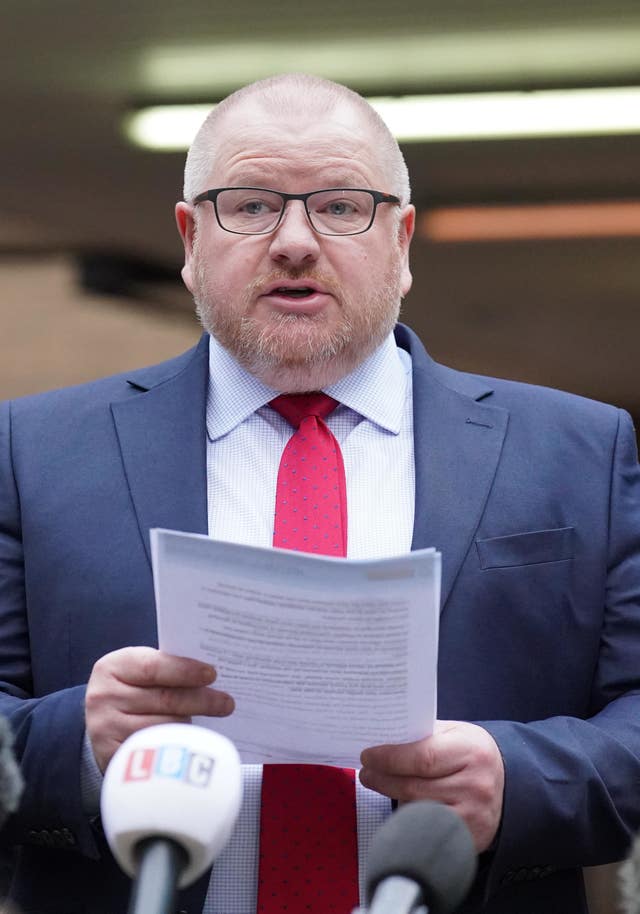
left=269, top=393, right=339, bottom=429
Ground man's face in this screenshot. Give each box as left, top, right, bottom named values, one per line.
left=176, top=98, right=415, bottom=392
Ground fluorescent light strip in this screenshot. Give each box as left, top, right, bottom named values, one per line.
left=420, top=201, right=640, bottom=243
left=124, top=87, right=640, bottom=151
left=124, top=106, right=213, bottom=152
left=140, top=28, right=640, bottom=95
left=371, top=88, right=640, bottom=141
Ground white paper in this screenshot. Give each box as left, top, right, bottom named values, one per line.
left=152, top=529, right=441, bottom=766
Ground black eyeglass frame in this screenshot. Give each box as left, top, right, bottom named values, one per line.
left=192, top=187, right=402, bottom=236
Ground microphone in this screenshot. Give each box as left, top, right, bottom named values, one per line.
left=365, top=800, right=477, bottom=914
left=100, top=723, right=242, bottom=914
left=0, top=715, right=24, bottom=830
left=620, top=833, right=640, bottom=914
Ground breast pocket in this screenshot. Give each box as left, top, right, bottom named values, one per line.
left=476, top=526, right=575, bottom=569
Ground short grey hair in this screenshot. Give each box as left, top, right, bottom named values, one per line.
left=183, top=73, right=411, bottom=206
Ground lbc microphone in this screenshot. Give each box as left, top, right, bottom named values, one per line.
left=365, top=800, right=477, bottom=914
left=101, top=723, right=242, bottom=914
left=0, top=715, right=24, bottom=830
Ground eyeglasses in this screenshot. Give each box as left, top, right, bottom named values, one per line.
left=192, top=187, right=401, bottom=236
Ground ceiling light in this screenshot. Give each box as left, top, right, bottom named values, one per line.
left=123, top=106, right=212, bottom=152
left=371, top=87, right=640, bottom=141
left=124, top=86, right=640, bottom=151
left=139, top=27, right=640, bottom=96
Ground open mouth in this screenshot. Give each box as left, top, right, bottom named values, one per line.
left=271, top=286, right=317, bottom=298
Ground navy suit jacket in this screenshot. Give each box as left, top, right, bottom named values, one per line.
left=1, top=324, right=640, bottom=914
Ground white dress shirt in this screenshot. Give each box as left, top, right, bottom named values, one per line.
left=204, top=332, right=415, bottom=913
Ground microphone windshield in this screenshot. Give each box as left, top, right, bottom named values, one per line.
left=0, top=715, right=23, bottom=829
left=100, top=723, right=242, bottom=887
left=365, top=800, right=477, bottom=914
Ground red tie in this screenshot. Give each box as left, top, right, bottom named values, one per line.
left=257, top=393, right=359, bottom=914
left=270, top=393, right=347, bottom=556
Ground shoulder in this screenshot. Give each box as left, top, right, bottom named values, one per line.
left=396, top=322, right=626, bottom=433
left=2, top=334, right=209, bottom=420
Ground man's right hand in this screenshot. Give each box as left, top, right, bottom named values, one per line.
left=85, top=646, right=235, bottom=773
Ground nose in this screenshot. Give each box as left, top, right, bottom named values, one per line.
left=268, top=200, right=321, bottom=268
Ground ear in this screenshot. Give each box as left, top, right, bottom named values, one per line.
left=175, top=202, right=197, bottom=294
left=397, top=204, right=416, bottom=297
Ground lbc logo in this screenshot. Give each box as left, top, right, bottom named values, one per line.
left=123, top=745, right=215, bottom=788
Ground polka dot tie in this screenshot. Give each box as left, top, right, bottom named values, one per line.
left=257, top=393, right=358, bottom=914
left=270, top=393, right=347, bottom=556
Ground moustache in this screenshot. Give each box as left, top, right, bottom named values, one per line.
left=249, top=270, right=341, bottom=297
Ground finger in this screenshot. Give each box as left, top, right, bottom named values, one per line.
left=361, top=736, right=464, bottom=780
left=89, top=693, right=235, bottom=773
left=114, top=712, right=193, bottom=736
left=96, top=647, right=218, bottom=689
left=359, top=767, right=470, bottom=805
left=108, top=683, right=235, bottom=718
left=132, top=686, right=235, bottom=717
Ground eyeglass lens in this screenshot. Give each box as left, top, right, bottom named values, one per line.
left=215, top=189, right=375, bottom=234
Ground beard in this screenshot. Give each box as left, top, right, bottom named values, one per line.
left=192, top=254, right=403, bottom=392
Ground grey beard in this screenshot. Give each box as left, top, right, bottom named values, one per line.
left=196, top=304, right=365, bottom=391
left=236, top=310, right=354, bottom=370
left=193, top=259, right=403, bottom=391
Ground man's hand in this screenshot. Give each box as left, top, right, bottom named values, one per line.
left=359, top=720, right=504, bottom=852
left=85, top=647, right=235, bottom=773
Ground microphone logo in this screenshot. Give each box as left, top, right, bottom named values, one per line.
left=123, top=745, right=216, bottom=788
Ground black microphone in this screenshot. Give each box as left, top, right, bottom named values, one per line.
left=0, top=716, right=23, bottom=830
left=365, top=801, right=477, bottom=914
left=619, top=833, right=640, bottom=914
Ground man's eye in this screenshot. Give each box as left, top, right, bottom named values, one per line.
left=322, top=200, right=357, bottom=217
left=238, top=199, right=276, bottom=215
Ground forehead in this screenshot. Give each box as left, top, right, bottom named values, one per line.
left=206, top=98, right=389, bottom=190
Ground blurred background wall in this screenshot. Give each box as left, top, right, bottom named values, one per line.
left=2, top=2, right=640, bottom=910
left=2, top=0, right=640, bottom=426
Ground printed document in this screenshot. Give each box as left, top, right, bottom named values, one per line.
left=152, top=529, right=441, bottom=766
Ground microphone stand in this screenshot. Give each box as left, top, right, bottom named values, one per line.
left=127, top=838, right=188, bottom=914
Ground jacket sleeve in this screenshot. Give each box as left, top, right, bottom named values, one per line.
left=480, top=408, right=640, bottom=897
left=0, top=400, right=101, bottom=858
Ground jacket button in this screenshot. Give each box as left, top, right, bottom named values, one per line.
left=61, top=827, right=76, bottom=847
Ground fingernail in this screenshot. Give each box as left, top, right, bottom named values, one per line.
left=201, top=664, right=216, bottom=683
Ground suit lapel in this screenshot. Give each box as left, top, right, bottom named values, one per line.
left=109, top=327, right=507, bottom=609
left=396, top=326, right=509, bottom=611
left=110, top=335, right=210, bottom=568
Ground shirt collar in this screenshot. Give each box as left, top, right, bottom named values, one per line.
left=206, top=331, right=409, bottom=441
left=206, top=336, right=279, bottom=441
left=324, top=333, right=409, bottom=434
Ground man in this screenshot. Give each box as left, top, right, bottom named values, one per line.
left=1, top=72, right=639, bottom=914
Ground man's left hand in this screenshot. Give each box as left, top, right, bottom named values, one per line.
left=359, top=720, right=504, bottom=852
